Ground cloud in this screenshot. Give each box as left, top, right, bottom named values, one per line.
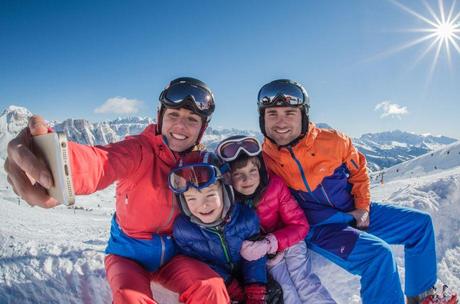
left=374, top=101, right=408, bottom=119
left=94, top=97, right=142, bottom=114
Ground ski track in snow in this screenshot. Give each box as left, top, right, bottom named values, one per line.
left=1, top=166, right=459, bottom=303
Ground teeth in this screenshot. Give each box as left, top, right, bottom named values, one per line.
left=171, top=133, right=187, bottom=140
left=275, top=129, right=289, bottom=134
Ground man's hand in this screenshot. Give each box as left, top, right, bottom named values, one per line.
left=348, top=208, right=370, bottom=229
left=4, top=115, right=58, bottom=208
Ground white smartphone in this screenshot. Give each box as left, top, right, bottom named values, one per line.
left=32, top=132, right=75, bottom=206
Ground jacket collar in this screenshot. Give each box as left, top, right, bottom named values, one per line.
left=140, top=124, right=179, bottom=167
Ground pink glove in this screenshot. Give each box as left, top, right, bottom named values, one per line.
left=240, top=234, right=278, bottom=261
left=265, top=233, right=278, bottom=255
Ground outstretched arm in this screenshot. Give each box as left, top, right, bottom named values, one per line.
left=4, top=115, right=146, bottom=207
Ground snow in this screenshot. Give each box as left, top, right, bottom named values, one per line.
left=371, top=141, right=460, bottom=184
left=1, top=106, right=459, bottom=303
left=2, top=144, right=460, bottom=303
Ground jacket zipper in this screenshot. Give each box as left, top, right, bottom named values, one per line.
left=159, top=236, right=165, bottom=266
left=319, top=183, right=335, bottom=207
left=206, top=227, right=234, bottom=270
left=287, top=146, right=321, bottom=203
left=350, top=159, right=359, bottom=170
left=156, top=192, right=176, bottom=233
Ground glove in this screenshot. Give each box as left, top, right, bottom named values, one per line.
left=240, top=234, right=278, bottom=261
left=226, top=278, right=244, bottom=302
left=265, top=233, right=278, bottom=254
left=245, top=284, right=266, bottom=304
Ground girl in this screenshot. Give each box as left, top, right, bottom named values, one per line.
left=217, top=136, right=336, bottom=304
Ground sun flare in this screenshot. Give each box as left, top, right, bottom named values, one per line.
left=388, top=0, right=460, bottom=76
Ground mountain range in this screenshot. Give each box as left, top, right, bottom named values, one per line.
left=1, top=105, right=457, bottom=171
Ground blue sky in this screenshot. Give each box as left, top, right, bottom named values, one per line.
left=1, top=0, right=459, bottom=139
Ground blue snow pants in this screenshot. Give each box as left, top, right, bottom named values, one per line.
left=306, top=202, right=437, bottom=304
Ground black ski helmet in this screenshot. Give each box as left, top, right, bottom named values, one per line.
left=257, top=79, right=310, bottom=146
left=156, top=77, right=215, bottom=145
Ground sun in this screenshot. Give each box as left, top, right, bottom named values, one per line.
left=436, top=21, right=456, bottom=39
left=386, top=0, right=460, bottom=76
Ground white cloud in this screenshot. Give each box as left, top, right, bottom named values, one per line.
left=374, top=101, right=408, bottom=119
left=94, top=97, right=142, bottom=114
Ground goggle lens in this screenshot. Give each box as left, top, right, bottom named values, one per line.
left=169, top=164, right=218, bottom=193
left=164, top=83, right=214, bottom=112
left=258, top=82, right=305, bottom=106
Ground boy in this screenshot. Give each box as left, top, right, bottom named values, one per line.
left=170, top=151, right=282, bottom=304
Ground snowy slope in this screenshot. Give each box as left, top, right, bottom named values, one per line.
left=371, top=141, right=460, bottom=184
left=1, top=157, right=460, bottom=303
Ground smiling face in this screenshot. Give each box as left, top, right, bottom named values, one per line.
left=161, top=107, right=203, bottom=152
left=264, top=106, right=302, bottom=146
left=183, top=182, right=224, bottom=224
left=231, top=157, right=261, bottom=196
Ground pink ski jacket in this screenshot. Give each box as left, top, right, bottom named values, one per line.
left=254, top=175, right=309, bottom=252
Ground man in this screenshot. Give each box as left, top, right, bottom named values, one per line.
left=258, top=79, right=457, bottom=304
left=4, top=77, right=230, bottom=304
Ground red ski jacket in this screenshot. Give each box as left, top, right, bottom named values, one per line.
left=69, top=124, right=181, bottom=239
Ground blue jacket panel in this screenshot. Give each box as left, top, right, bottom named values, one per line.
left=291, top=164, right=356, bottom=226
left=173, top=203, right=267, bottom=285
left=105, top=214, right=176, bottom=272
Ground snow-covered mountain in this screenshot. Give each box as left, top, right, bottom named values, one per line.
left=53, top=117, right=155, bottom=146
left=370, top=140, right=460, bottom=186
left=0, top=106, right=33, bottom=159
left=0, top=105, right=457, bottom=172
left=355, top=130, right=457, bottom=171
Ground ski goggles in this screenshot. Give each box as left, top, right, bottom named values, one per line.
left=216, top=136, right=262, bottom=162
left=160, top=82, right=215, bottom=116
left=257, top=81, right=306, bottom=107
left=169, top=163, right=222, bottom=194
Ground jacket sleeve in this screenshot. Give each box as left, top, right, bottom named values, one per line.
left=271, top=178, right=310, bottom=251
left=341, top=133, right=371, bottom=211
left=241, top=256, right=268, bottom=285
left=241, top=208, right=268, bottom=285
left=68, top=136, right=147, bottom=195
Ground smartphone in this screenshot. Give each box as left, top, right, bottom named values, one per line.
left=32, top=132, right=75, bottom=206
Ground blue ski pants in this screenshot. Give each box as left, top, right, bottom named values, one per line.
left=306, top=203, right=437, bottom=304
